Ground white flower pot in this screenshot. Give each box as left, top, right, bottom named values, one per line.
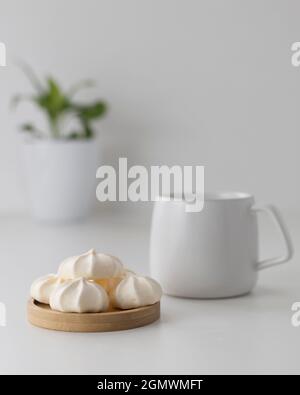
left=21, top=138, right=99, bottom=223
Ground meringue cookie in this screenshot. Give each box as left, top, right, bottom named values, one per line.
left=57, top=248, right=124, bottom=280
left=113, top=275, right=162, bottom=309
left=50, top=278, right=109, bottom=313
left=30, top=274, right=63, bottom=304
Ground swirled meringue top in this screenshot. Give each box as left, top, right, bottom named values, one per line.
left=113, top=274, right=162, bottom=309
left=49, top=278, right=109, bottom=313
left=57, top=248, right=124, bottom=280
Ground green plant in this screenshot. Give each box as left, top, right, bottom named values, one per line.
left=12, top=64, right=107, bottom=139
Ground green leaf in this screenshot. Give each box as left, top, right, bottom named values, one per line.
left=47, top=78, right=69, bottom=113
left=34, top=77, right=70, bottom=122
left=76, top=101, right=107, bottom=120
left=48, top=77, right=61, bottom=98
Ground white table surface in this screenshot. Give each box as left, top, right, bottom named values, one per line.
left=0, top=211, right=299, bottom=375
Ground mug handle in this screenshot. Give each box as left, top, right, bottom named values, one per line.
left=252, top=204, right=294, bottom=270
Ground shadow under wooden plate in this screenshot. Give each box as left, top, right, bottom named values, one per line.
left=27, top=299, right=160, bottom=332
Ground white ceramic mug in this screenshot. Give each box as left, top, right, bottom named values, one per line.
left=150, top=192, right=293, bottom=298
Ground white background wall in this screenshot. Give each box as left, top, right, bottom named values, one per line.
left=0, top=0, right=299, bottom=215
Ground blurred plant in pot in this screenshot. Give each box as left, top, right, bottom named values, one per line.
left=12, top=64, right=108, bottom=223
left=12, top=63, right=107, bottom=139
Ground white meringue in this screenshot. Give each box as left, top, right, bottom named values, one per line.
left=57, top=248, right=124, bottom=280
left=30, top=274, right=63, bottom=304
left=113, top=275, right=162, bottom=309
left=49, top=278, right=109, bottom=313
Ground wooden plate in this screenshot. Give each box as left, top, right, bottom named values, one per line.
left=27, top=299, right=160, bottom=332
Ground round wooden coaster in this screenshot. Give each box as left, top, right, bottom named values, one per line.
left=27, top=299, right=160, bottom=332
